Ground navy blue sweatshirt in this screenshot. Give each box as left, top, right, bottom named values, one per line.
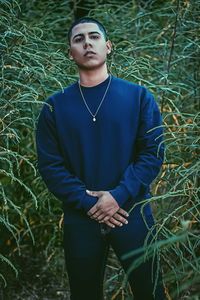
left=36, top=75, right=164, bottom=216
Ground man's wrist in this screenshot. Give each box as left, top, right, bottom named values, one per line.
left=82, top=192, right=98, bottom=212
left=109, top=185, right=130, bottom=207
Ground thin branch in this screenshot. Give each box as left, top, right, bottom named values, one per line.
left=161, top=0, right=181, bottom=113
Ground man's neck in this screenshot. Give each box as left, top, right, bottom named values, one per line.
left=79, top=64, right=109, bottom=87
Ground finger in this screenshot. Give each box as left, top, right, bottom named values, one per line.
left=95, top=213, right=107, bottom=222
left=101, top=214, right=127, bottom=224
left=113, top=213, right=128, bottom=225
left=118, top=208, right=129, bottom=217
left=109, top=216, right=124, bottom=227
left=90, top=211, right=103, bottom=220
left=101, top=215, right=111, bottom=223
left=97, top=208, right=121, bottom=223
left=87, top=206, right=98, bottom=217
left=86, top=190, right=102, bottom=197
left=104, top=220, right=115, bottom=228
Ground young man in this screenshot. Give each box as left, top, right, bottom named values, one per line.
left=36, top=17, right=166, bottom=300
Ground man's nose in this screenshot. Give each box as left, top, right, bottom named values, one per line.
left=83, top=37, right=92, bottom=49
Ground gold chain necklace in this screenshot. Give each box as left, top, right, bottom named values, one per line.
left=78, top=75, right=112, bottom=122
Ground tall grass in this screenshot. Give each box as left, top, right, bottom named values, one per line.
left=0, top=0, right=71, bottom=287
left=0, top=0, right=199, bottom=299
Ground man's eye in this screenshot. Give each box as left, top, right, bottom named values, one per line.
left=91, top=35, right=99, bottom=39
left=75, top=37, right=83, bottom=42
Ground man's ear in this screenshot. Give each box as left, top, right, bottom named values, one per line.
left=68, top=48, right=74, bottom=60
left=106, top=40, right=112, bottom=54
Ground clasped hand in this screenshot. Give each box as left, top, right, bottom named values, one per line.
left=86, top=190, right=129, bottom=228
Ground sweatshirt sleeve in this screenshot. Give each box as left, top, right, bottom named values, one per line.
left=35, top=98, right=97, bottom=212
left=109, top=90, right=165, bottom=207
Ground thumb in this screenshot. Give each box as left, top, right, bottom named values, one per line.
left=86, top=190, right=102, bottom=197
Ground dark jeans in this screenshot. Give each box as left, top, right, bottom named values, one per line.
left=63, top=209, right=166, bottom=300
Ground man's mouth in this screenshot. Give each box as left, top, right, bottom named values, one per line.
left=84, top=51, right=96, bottom=57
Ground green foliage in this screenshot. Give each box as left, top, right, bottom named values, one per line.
left=0, top=0, right=199, bottom=299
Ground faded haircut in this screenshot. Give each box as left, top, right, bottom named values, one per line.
left=68, top=17, right=107, bottom=43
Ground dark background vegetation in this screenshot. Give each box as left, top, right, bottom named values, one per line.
left=0, top=0, right=199, bottom=299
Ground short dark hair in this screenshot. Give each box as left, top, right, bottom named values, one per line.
left=68, top=17, right=107, bottom=43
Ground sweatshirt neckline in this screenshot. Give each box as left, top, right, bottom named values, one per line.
left=78, top=75, right=112, bottom=90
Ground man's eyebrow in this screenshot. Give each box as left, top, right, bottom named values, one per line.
left=88, top=31, right=101, bottom=35
left=72, top=31, right=101, bottom=40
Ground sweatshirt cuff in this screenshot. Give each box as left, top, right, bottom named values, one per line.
left=82, top=192, right=98, bottom=212
left=109, top=185, right=130, bottom=207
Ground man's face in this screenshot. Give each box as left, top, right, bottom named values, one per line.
left=69, top=22, right=111, bottom=70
